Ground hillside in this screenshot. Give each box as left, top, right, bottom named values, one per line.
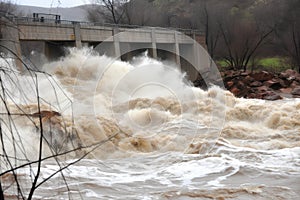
left=16, top=4, right=90, bottom=21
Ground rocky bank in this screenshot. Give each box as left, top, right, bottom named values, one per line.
left=222, top=69, right=300, bottom=100
left=194, top=69, right=300, bottom=100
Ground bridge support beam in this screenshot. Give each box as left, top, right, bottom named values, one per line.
left=174, top=32, right=181, bottom=66
left=0, top=19, right=23, bottom=71
left=74, top=23, right=82, bottom=48
left=151, top=29, right=157, bottom=59
left=113, top=27, right=121, bottom=59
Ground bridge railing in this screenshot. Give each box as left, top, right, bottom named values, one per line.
left=1, top=13, right=204, bottom=36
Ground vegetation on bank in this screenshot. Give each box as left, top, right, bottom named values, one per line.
left=217, top=57, right=291, bottom=73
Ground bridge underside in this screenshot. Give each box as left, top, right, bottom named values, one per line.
left=19, top=39, right=200, bottom=81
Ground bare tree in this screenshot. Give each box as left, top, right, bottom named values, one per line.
left=123, top=0, right=152, bottom=26
left=216, top=1, right=275, bottom=71
left=0, top=0, right=17, bottom=14
left=275, top=0, right=300, bottom=72
left=191, top=0, right=223, bottom=59
left=0, top=9, right=118, bottom=199
left=87, top=0, right=127, bottom=24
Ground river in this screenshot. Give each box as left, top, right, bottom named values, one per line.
left=1, top=48, right=299, bottom=199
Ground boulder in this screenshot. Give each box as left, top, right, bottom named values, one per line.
left=250, top=81, right=263, bottom=87
left=240, top=71, right=250, bottom=76
left=290, top=81, right=300, bottom=88
left=263, top=93, right=283, bottom=100
left=247, top=92, right=263, bottom=99
left=236, top=80, right=246, bottom=89
left=263, top=80, right=282, bottom=90
left=280, top=69, right=298, bottom=79
left=251, top=71, right=274, bottom=82
left=279, top=88, right=292, bottom=94
left=291, top=87, right=300, bottom=96
left=257, top=85, right=269, bottom=92
left=230, top=87, right=240, bottom=96
left=244, top=75, right=255, bottom=84
left=226, top=81, right=234, bottom=88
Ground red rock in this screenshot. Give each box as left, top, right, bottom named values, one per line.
left=244, top=75, right=254, bottom=84
left=290, top=81, right=300, bottom=88
left=250, top=81, right=263, bottom=87
left=237, top=80, right=246, bottom=89
left=280, top=69, right=298, bottom=79
left=230, top=87, right=240, bottom=96
left=250, top=71, right=274, bottom=82
left=224, top=70, right=234, bottom=77
left=247, top=93, right=263, bottom=99
left=263, top=93, right=283, bottom=100
left=226, top=81, right=234, bottom=88
left=220, top=68, right=300, bottom=100
left=291, top=87, right=300, bottom=96
left=279, top=88, right=292, bottom=94
left=283, top=79, right=293, bottom=87
left=241, top=72, right=250, bottom=76
left=274, top=77, right=288, bottom=88
left=257, top=86, right=269, bottom=92
left=263, top=80, right=282, bottom=90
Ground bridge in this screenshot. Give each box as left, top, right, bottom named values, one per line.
left=0, top=16, right=206, bottom=81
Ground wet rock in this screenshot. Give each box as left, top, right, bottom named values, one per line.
left=291, top=87, right=300, bottom=96
left=280, top=69, right=298, bottom=79
left=262, top=92, right=282, bottom=101
left=290, top=81, right=300, bottom=88
left=279, top=88, right=292, bottom=94
left=230, top=87, right=240, bottom=96
left=244, top=75, right=255, bottom=84
left=227, top=81, right=234, bottom=88
left=236, top=80, right=246, bottom=89
left=257, top=85, right=269, bottom=92
left=240, top=72, right=250, bottom=76
left=250, top=81, right=262, bottom=87
left=251, top=71, right=274, bottom=82
left=247, top=92, right=263, bottom=99
left=210, top=68, right=300, bottom=100
left=263, top=80, right=282, bottom=90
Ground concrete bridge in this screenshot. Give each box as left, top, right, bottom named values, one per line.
left=1, top=16, right=206, bottom=81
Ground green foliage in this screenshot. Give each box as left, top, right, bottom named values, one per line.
left=257, top=57, right=291, bottom=72
left=258, top=57, right=282, bottom=68
left=216, top=60, right=230, bottom=68
left=216, top=57, right=291, bottom=72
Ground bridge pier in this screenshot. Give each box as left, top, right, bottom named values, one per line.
left=151, top=29, right=157, bottom=59
left=74, top=23, right=82, bottom=48
left=113, top=27, right=121, bottom=58
left=0, top=18, right=23, bottom=71
left=174, top=32, right=180, bottom=66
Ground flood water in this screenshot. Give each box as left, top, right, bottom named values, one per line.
left=1, top=48, right=299, bottom=199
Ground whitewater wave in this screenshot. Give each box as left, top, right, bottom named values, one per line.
left=1, top=48, right=300, bottom=199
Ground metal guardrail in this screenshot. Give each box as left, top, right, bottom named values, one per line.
left=1, top=12, right=204, bottom=35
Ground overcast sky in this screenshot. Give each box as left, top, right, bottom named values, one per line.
left=15, top=0, right=89, bottom=8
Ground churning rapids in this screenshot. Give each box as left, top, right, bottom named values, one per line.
left=1, top=48, right=300, bottom=199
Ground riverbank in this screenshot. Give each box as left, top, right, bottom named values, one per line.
left=195, top=69, right=300, bottom=100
